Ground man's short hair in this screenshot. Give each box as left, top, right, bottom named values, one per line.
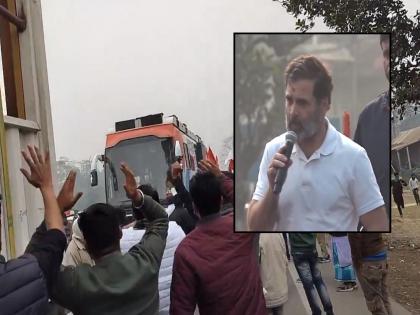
left=380, top=34, right=390, bottom=47
left=78, top=203, right=121, bottom=255
left=139, top=184, right=160, bottom=203
left=285, top=55, right=333, bottom=104
left=221, top=171, right=234, bottom=180
left=189, top=172, right=222, bottom=217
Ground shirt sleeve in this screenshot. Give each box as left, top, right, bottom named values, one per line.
left=252, top=143, right=271, bottom=201
left=51, top=266, right=82, bottom=311
left=349, top=148, right=385, bottom=217
left=25, top=226, right=67, bottom=289
left=170, top=246, right=197, bottom=315
left=129, top=195, right=169, bottom=269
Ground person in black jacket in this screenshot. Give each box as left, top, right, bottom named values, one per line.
left=0, top=146, right=81, bottom=315
left=166, top=161, right=198, bottom=233
left=391, top=172, right=405, bottom=218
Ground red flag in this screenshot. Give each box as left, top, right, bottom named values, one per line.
left=228, top=159, right=234, bottom=173
left=206, top=147, right=219, bottom=167
left=342, top=111, right=351, bottom=137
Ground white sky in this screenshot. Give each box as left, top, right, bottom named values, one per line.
left=40, top=0, right=330, bottom=161
left=2, top=1, right=416, bottom=160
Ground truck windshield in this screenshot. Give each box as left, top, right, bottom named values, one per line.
left=104, top=136, right=173, bottom=208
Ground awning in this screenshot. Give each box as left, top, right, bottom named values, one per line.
left=392, top=125, right=420, bottom=151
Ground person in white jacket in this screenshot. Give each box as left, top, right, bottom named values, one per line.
left=408, top=174, right=420, bottom=206
left=121, top=186, right=185, bottom=315
left=62, top=217, right=95, bottom=267
left=259, top=233, right=288, bottom=315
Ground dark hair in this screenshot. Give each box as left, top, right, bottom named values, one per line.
left=222, top=171, right=234, bottom=180
left=78, top=203, right=121, bottom=256
left=139, top=184, right=160, bottom=203
left=189, top=172, right=222, bottom=217
left=380, top=34, right=389, bottom=46
left=285, top=55, right=333, bottom=104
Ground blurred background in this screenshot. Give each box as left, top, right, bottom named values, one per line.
left=235, top=34, right=388, bottom=230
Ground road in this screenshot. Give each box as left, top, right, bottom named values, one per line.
left=284, top=257, right=413, bottom=314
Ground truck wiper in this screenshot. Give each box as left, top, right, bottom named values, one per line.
left=107, top=159, right=119, bottom=191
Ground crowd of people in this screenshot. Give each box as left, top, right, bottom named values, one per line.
left=392, top=172, right=420, bottom=218
left=0, top=34, right=394, bottom=315
left=0, top=146, right=394, bottom=315
left=260, top=232, right=392, bottom=315
left=1, top=145, right=267, bottom=315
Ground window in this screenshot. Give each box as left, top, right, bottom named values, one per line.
left=0, top=46, right=6, bottom=116
left=0, top=0, right=26, bottom=118
left=183, top=143, right=190, bottom=169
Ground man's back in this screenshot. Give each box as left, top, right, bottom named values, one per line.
left=0, top=254, right=48, bottom=315
left=170, top=212, right=266, bottom=315
left=354, top=91, right=390, bottom=213
left=54, top=251, right=160, bottom=315
left=51, top=196, right=168, bottom=315
left=289, top=233, right=316, bottom=254
left=121, top=221, right=185, bottom=312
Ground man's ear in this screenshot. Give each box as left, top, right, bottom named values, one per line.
left=321, top=97, right=330, bottom=112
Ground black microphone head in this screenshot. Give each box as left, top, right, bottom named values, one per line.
left=285, top=131, right=297, bottom=144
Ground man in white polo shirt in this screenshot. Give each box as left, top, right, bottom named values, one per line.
left=247, top=55, right=388, bottom=231
left=408, top=174, right=419, bottom=206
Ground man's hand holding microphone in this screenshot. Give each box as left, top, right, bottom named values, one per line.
left=247, top=131, right=297, bottom=230
left=268, top=131, right=297, bottom=194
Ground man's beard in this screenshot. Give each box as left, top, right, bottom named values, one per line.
left=286, top=113, right=322, bottom=141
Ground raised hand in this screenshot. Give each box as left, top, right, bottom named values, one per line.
left=198, top=160, right=222, bottom=178
left=267, top=145, right=293, bottom=192
left=167, top=161, right=183, bottom=184
left=20, top=145, right=52, bottom=190
left=120, top=162, right=141, bottom=203
left=57, top=170, right=83, bottom=212
left=21, top=145, right=62, bottom=230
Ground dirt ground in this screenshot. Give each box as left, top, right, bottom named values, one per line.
left=386, top=190, right=420, bottom=315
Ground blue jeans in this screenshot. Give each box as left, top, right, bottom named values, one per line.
left=293, top=251, right=334, bottom=315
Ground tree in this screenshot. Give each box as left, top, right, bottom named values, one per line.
left=277, top=0, right=420, bottom=118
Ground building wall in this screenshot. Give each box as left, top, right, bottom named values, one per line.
left=0, top=0, right=56, bottom=258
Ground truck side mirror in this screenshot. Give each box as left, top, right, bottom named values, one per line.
left=90, top=154, right=104, bottom=187
left=91, top=169, right=98, bottom=187
left=175, top=141, right=182, bottom=158
left=195, top=142, right=203, bottom=162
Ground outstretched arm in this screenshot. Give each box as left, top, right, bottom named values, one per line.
left=21, top=146, right=67, bottom=288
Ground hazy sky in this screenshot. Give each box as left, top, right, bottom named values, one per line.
left=12, top=0, right=416, bottom=161
left=40, top=0, right=330, bottom=161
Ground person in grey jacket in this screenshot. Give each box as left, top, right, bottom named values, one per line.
left=0, top=146, right=81, bottom=315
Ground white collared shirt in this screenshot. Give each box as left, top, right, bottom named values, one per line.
left=409, top=177, right=418, bottom=190
left=252, top=118, right=384, bottom=231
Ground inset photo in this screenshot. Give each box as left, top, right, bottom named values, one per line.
left=235, top=33, right=390, bottom=232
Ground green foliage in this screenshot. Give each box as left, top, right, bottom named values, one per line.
left=277, top=0, right=420, bottom=118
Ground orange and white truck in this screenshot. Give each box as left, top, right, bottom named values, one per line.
left=90, top=113, right=206, bottom=214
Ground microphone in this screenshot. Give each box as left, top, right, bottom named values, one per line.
left=273, top=131, right=297, bottom=194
